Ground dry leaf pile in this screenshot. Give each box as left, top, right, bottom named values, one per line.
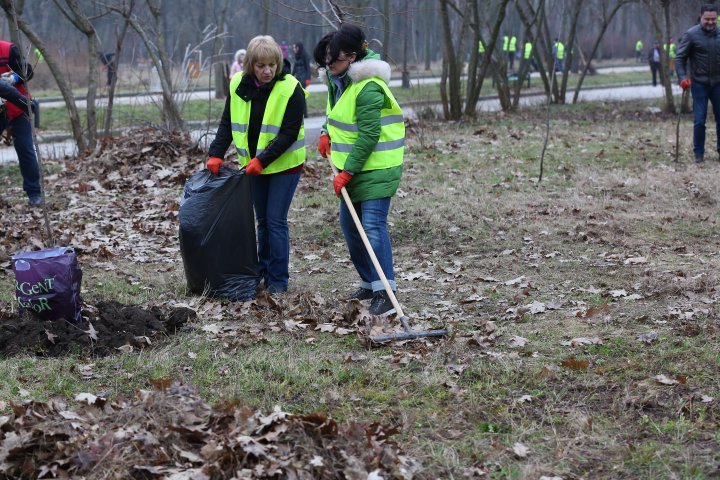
left=0, top=383, right=419, bottom=479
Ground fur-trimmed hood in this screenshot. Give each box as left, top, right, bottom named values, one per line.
left=320, top=49, right=391, bottom=85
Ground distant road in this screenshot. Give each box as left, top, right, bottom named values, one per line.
left=36, top=65, right=648, bottom=110
left=0, top=65, right=667, bottom=164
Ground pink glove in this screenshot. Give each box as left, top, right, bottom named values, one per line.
left=333, top=170, right=353, bottom=196
left=318, top=133, right=331, bottom=158
left=245, top=157, right=263, bottom=176
left=206, top=156, right=222, bottom=175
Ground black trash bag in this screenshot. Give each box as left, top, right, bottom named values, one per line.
left=179, top=167, right=259, bottom=301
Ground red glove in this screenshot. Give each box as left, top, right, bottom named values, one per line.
left=206, top=156, right=222, bottom=175
left=318, top=133, right=331, bottom=158
left=680, top=78, right=691, bottom=91
left=245, top=157, right=263, bottom=176
left=333, top=170, right=353, bottom=196
left=305, top=79, right=311, bottom=87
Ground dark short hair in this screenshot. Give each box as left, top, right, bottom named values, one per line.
left=701, top=3, right=718, bottom=14
left=313, top=23, right=368, bottom=68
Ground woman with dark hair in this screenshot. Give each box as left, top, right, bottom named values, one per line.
left=206, top=35, right=308, bottom=295
left=313, top=24, right=405, bottom=316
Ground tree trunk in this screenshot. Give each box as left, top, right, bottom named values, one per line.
left=558, top=0, right=583, bottom=104
left=464, top=0, right=510, bottom=117
left=438, top=0, right=461, bottom=119
left=573, top=1, right=629, bottom=104
left=54, top=0, right=99, bottom=150
left=104, top=1, right=133, bottom=139
left=382, top=0, right=391, bottom=61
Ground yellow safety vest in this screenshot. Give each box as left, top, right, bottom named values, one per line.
left=502, top=35, right=509, bottom=52
left=636, top=40, right=643, bottom=51
left=524, top=42, right=532, bottom=59
left=555, top=42, right=565, bottom=60
left=326, top=77, right=405, bottom=172
left=509, top=36, right=517, bottom=52
left=478, top=41, right=485, bottom=54
left=229, top=73, right=308, bottom=174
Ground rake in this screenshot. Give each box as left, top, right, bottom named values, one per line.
left=326, top=155, right=448, bottom=343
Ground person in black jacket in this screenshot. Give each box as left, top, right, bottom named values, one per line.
left=205, top=35, right=306, bottom=295
left=676, top=4, right=720, bottom=163
left=648, top=42, right=663, bottom=87
left=291, top=42, right=312, bottom=117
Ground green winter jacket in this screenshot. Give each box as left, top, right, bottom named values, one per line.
left=323, top=49, right=403, bottom=202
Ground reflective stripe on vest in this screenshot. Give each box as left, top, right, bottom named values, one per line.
left=326, top=77, right=404, bottom=172
left=228, top=73, right=308, bottom=174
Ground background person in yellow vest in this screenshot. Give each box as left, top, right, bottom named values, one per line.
left=635, top=39, right=644, bottom=63
left=521, top=40, right=536, bottom=87
left=206, top=35, right=307, bottom=295
left=508, top=35, right=517, bottom=72
left=313, top=24, right=405, bottom=316
left=552, top=37, right=565, bottom=72
left=665, top=37, right=677, bottom=77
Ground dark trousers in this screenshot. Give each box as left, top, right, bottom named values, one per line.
left=0, top=113, right=41, bottom=199
left=250, top=171, right=302, bottom=291
left=690, top=80, right=720, bottom=158
left=650, top=61, right=663, bottom=86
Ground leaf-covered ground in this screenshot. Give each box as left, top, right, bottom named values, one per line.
left=1, top=101, right=719, bottom=479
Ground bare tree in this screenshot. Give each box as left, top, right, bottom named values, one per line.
left=108, top=0, right=184, bottom=130
left=103, top=0, right=134, bottom=139
left=644, top=0, right=676, bottom=113
left=466, top=0, right=511, bottom=115
left=572, top=0, right=637, bottom=104
left=53, top=0, right=101, bottom=150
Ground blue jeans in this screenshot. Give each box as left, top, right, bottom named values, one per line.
left=691, top=81, right=720, bottom=158
left=0, top=114, right=41, bottom=198
left=250, top=172, right=301, bottom=291
left=339, top=197, right=396, bottom=292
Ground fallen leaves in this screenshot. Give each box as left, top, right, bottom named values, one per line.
left=0, top=383, right=419, bottom=478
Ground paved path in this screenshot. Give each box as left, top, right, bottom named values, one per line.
left=0, top=65, right=672, bottom=164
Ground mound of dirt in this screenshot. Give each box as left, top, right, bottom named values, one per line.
left=0, top=383, right=420, bottom=479
left=0, top=301, right=196, bottom=357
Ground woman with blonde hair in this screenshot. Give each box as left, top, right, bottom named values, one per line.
left=207, top=35, right=308, bottom=294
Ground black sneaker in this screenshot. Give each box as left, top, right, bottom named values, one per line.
left=369, top=291, right=396, bottom=316
left=695, top=155, right=705, bottom=164
left=347, top=287, right=373, bottom=301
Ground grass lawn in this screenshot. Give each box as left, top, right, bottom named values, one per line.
left=1, top=96, right=717, bottom=478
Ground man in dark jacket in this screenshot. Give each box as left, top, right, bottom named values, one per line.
left=648, top=42, right=663, bottom=87
left=676, top=4, right=720, bottom=163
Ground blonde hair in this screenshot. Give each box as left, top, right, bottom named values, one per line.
left=235, top=49, right=246, bottom=62
left=243, top=36, right=282, bottom=79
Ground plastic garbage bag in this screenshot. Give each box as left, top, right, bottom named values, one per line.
left=12, top=247, right=83, bottom=322
left=179, top=167, right=259, bottom=301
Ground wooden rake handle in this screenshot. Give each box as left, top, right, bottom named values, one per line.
left=326, top=154, right=405, bottom=318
